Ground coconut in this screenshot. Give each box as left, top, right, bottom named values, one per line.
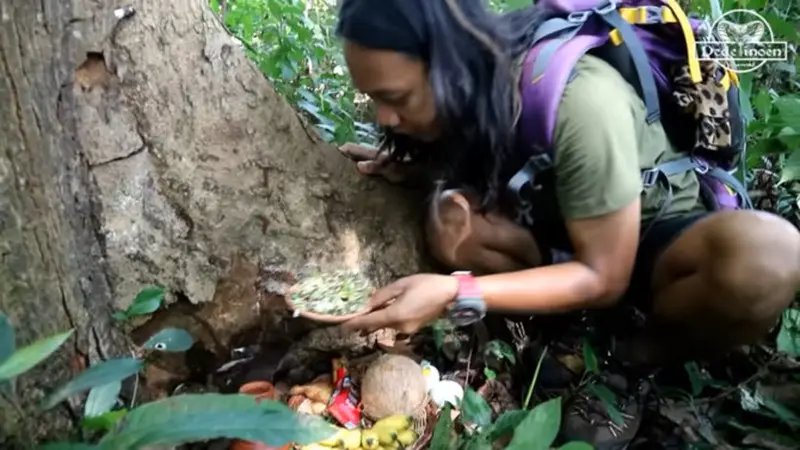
left=360, top=354, right=429, bottom=421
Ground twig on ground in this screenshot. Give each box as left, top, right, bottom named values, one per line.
left=695, top=367, right=770, bottom=405
left=464, top=345, right=473, bottom=387
left=523, top=345, right=548, bottom=410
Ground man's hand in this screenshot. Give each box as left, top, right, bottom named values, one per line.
left=340, top=143, right=419, bottom=184
left=341, top=274, right=458, bottom=334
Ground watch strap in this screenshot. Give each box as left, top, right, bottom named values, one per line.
left=448, top=271, right=487, bottom=327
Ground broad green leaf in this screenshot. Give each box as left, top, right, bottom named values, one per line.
left=737, top=73, right=754, bottom=124
left=774, top=96, right=800, bottom=128
left=762, top=12, right=800, bottom=42
left=559, top=442, right=594, bottom=450
left=82, top=409, right=128, bottom=432
left=684, top=361, right=704, bottom=396
left=142, top=328, right=195, bottom=352
left=776, top=127, right=800, bottom=148
left=776, top=308, right=800, bottom=357
left=464, top=437, right=492, bottom=450
left=37, top=443, right=97, bottom=450
left=582, top=340, right=599, bottom=374
left=761, top=397, right=800, bottom=429
left=461, top=388, right=493, bottom=428
left=43, top=358, right=143, bottom=410
left=485, top=340, right=516, bottom=365
left=0, top=313, right=14, bottom=366
left=779, top=150, right=800, bottom=184
left=125, top=285, right=165, bottom=317
left=99, top=393, right=336, bottom=448
left=487, top=409, right=528, bottom=441
left=587, top=384, right=624, bottom=426
left=84, top=381, right=122, bottom=417
left=505, top=397, right=562, bottom=450
left=111, top=312, right=128, bottom=321
left=429, top=404, right=453, bottom=450
left=0, top=329, right=73, bottom=380
left=752, top=90, right=772, bottom=120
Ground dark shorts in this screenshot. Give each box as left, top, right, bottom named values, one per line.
left=623, top=211, right=711, bottom=309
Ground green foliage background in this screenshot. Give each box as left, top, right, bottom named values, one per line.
left=210, top=0, right=800, bottom=223
left=3, top=1, right=799, bottom=449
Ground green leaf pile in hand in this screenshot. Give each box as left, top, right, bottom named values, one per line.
left=98, top=393, right=336, bottom=448
left=505, top=397, right=562, bottom=450
left=43, top=358, right=143, bottom=410
left=114, top=285, right=165, bottom=320
left=0, top=329, right=74, bottom=380
left=142, top=328, right=195, bottom=352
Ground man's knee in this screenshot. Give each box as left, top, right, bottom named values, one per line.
left=650, top=210, right=800, bottom=355
left=701, top=211, right=800, bottom=322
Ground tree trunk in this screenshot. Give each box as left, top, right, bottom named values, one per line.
left=0, top=0, right=427, bottom=446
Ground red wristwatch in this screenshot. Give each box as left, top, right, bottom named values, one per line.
left=447, top=271, right=487, bottom=327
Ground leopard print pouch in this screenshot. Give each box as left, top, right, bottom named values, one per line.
left=669, top=61, right=733, bottom=153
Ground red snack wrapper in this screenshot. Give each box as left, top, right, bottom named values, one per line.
left=327, top=358, right=361, bottom=429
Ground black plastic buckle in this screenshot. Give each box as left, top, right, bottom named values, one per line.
left=641, top=168, right=660, bottom=187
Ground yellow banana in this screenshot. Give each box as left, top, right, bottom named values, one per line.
left=372, top=414, right=412, bottom=432
left=361, top=429, right=381, bottom=450
left=374, top=425, right=399, bottom=445
left=396, top=429, right=418, bottom=446
left=339, top=428, right=363, bottom=449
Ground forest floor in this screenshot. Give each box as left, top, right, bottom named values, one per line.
left=169, top=301, right=800, bottom=450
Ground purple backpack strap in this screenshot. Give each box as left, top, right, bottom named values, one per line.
left=509, top=0, right=661, bottom=205
left=509, top=0, right=753, bottom=221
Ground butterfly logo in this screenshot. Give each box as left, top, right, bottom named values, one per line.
left=716, top=19, right=766, bottom=43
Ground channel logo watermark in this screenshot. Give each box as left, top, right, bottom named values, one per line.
left=696, top=9, right=789, bottom=74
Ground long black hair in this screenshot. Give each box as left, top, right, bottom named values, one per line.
left=336, top=0, right=545, bottom=210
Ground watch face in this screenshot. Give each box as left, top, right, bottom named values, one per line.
left=448, top=297, right=486, bottom=326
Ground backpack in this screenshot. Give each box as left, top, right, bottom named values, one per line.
left=508, top=0, right=754, bottom=237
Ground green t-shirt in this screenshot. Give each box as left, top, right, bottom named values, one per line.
left=551, top=54, right=703, bottom=222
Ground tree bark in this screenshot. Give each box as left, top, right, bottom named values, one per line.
left=0, top=0, right=427, bottom=446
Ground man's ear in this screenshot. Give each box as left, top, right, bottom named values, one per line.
left=425, top=188, right=475, bottom=268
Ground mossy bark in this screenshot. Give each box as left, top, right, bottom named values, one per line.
left=0, top=0, right=427, bottom=447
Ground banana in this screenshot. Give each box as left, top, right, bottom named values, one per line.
left=372, top=414, right=413, bottom=432
left=314, top=427, right=361, bottom=448
left=339, top=428, right=363, bottom=449
left=381, top=441, right=401, bottom=450
left=396, top=429, right=418, bottom=446
left=374, top=425, right=399, bottom=445
left=361, top=429, right=381, bottom=450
